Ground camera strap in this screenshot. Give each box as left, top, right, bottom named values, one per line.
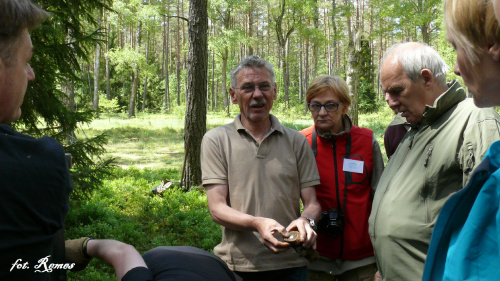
left=312, top=129, right=352, bottom=258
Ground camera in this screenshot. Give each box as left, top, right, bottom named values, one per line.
left=318, top=208, right=344, bottom=237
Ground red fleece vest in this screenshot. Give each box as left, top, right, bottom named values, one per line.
left=301, top=125, right=375, bottom=260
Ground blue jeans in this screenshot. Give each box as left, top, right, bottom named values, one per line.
left=234, top=266, right=307, bottom=281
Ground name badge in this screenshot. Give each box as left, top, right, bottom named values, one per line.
left=343, top=159, right=364, bottom=173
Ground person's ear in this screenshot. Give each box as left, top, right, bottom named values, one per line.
left=341, top=104, right=348, bottom=115
left=420, top=69, right=434, bottom=87
left=229, top=87, right=238, bottom=104
left=488, top=43, right=500, bottom=62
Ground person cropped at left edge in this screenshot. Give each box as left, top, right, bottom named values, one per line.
left=201, top=55, right=322, bottom=281
left=300, top=75, right=384, bottom=281
left=0, top=1, right=73, bottom=280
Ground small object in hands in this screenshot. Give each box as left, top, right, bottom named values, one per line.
left=284, top=231, right=303, bottom=244
left=65, top=237, right=93, bottom=271
left=284, top=231, right=319, bottom=262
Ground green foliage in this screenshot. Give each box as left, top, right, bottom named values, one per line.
left=13, top=0, right=114, bottom=197
left=66, top=167, right=221, bottom=281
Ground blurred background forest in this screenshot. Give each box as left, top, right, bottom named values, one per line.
left=62, top=0, right=456, bottom=117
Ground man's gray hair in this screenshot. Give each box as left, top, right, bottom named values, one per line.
left=380, top=42, right=449, bottom=87
left=230, top=56, right=275, bottom=88
left=0, top=0, right=49, bottom=65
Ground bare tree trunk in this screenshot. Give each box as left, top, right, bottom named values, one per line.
left=331, top=0, right=337, bottom=74
left=248, top=0, right=254, bottom=55
left=211, top=48, right=215, bottom=111
left=176, top=0, right=181, bottom=106
left=299, top=41, right=303, bottom=101
left=128, top=21, right=141, bottom=118
left=142, top=31, right=149, bottom=112
left=93, top=42, right=101, bottom=112
left=222, top=48, right=229, bottom=116
left=275, top=0, right=295, bottom=111
left=163, top=9, right=170, bottom=112
left=62, top=82, right=75, bottom=112
left=183, top=0, right=208, bottom=189
left=106, top=22, right=111, bottom=101
left=312, top=0, right=319, bottom=78
left=93, top=9, right=102, bottom=112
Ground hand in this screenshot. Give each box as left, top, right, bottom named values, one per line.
left=285, top=218, right=317, bottom=249
left=375, top=270, right=381, bottom=281
left=254, top=217, right=291, bottom=253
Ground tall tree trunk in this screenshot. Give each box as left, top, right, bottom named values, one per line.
left=248, top=0, right=254, bottom=55
left=183, top=0, right=208, bottom=189
left=283, top=39, right=290, bottom=110
left=331, top=0, right=337, bottom=74
left=176, top=0, right=181, bottom=106
left=105, top=22, right=111, bottom=101
left=211, top=48, right=215, bottom=111
left=275, top=0, right=295, bottom=111
left=93, top=42, right=101, bottom=112
left=128, top=21, right=142, bottom=118
left=142, top=31, right=149, bottom=112
left=312, top=0, right=319, bottom=78
left=93, top=9, right=102, bottom=112
left=163, top=10, right=170, bottom=112
left=222, top=47, right=229, bottom=116
left=305, top=36, right=309, bottom=93
left=299, top=41, right=303, bottom=101
left=62, top=82, right=75, bottom=112
left=347, top=35, right=360, bottom=126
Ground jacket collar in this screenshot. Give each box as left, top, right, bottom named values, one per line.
left=316, top=114, right=352, bottom=140
left=420, top=80, right=466, bottom=126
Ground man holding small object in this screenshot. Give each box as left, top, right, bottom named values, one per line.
left=201, top=55, right=322, bottom=281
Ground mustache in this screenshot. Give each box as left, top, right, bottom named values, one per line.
left=250, top=98, right=266, bottom=107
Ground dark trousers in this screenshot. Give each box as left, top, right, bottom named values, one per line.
left=234, top=266, right=307, bottom=281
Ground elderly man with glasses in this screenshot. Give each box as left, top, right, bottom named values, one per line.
left=300, top=75, right=384, bottom=281
left=201, top=55, right=322, bottom=281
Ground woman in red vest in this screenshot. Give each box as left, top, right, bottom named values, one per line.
left=300, top=76, right=384, bottom=281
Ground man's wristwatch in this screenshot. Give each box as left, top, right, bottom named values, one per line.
left=300, top=216, right=317, bottom=231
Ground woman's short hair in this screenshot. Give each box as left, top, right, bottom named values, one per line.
left=445, top=0, right=500, bottom=64
left=305, top=75, right=351, bottom=109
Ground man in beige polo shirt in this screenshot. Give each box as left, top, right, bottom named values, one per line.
left=201, top=55, right=322, bottom=281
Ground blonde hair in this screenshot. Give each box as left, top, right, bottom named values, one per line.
left=305, top=75, right=351, bottom=109
left=444, top=0, right=500, bottom=64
